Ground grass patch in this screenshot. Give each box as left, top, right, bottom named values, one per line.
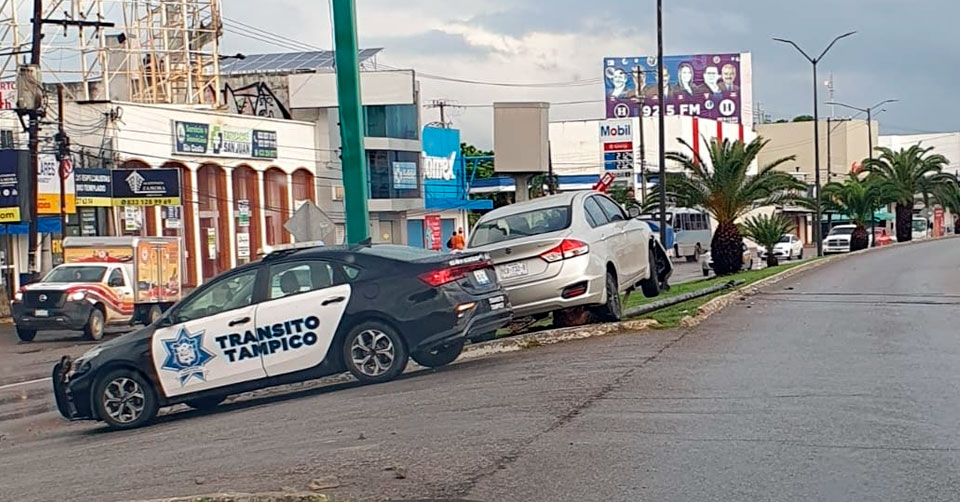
left=625, top=260, right=814, bottom=328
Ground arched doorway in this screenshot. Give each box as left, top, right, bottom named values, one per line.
left=196, top=163, right=230, bottom=281
left=264, top=167, right=289, bottom=245
left=232, top=165, right=262, bottom=263
left=292, top=168, right=316, bottom=207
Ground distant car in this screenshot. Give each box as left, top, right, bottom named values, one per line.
left=701, top=241, right=756, bottom=277
left=823, top=224, right=857, bottom=254
left=467, top=191, right=672, bottom=327
left=759, top=233, right=804, bottom=260
left=52, top=244, right=512, bottom=429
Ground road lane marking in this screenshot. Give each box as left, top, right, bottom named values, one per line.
left=0, top=377, right=51, bottom=391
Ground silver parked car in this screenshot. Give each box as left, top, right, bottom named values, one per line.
left=467, top=191, right=672, bottom=326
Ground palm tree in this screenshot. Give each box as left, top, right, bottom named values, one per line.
left=933, top=177, right=960, bottom=235
left=863, top=145, right=950, bottom=242
left=821, top=174, right=883, bottom=251
left=740, top=213, right=794, bottom=267
left=664, top=137, right=805, bottom=275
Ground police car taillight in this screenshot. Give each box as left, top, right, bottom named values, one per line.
left=419, top=260, right=492, bottom=287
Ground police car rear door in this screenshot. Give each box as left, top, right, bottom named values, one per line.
left=150, top=267, right=266, bottom=398
left=255, top=260, right=351, bottom=377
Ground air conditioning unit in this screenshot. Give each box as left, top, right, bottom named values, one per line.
left=332, top=185, right=344, bottom=201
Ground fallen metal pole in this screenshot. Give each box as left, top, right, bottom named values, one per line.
left=623, top=279, right=746, bottom=318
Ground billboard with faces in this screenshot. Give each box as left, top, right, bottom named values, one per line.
left=603, top=53, right=751, bottom=126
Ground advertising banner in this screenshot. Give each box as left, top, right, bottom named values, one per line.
left=237, top=200, right=251, bottom=227
left=0, top=150, right=21, bottom=222
left=237, top=232, right=251, bottom=259
left=422, top=127, right=465, bottom=207
left=112, top=168, right=182, bottom=206
left=173, top=120, right=278, bottom=160
left=392, top=161, right=418, bottom=190
left=74, top=167, right=113, bottom=207
left=64, top=246, right=133, bottom=264
left=604, top=53, right=749, bottom=124
left=425, top=214, right=443, bottom=250
left=37, top=154, right=76, bottom=214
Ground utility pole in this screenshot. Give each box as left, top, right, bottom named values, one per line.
left=26, top=0, right=42, bottom=278
left=656, top=0, right=667, bottom=245
left=425, top=99, right=460, bottom=128
left=331, top=0, right=369, bottom=244
left=638, top=115, right=647, bottom=204
left=56, top=84, right=68, bottom=259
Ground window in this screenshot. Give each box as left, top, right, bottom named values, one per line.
left=0, top=129, right=13, bottom=149
left=583, top=197, right=609, bottom=228
left=471, top=206, right=572, bottom=246
left=364, top=105, right=418, bottom=140
left=367, top=150, right=420, bottom=199
left=107, top=269, right=125, bottom=287
left=177, top=269, right=258, bottom=322
left=269, top=261, right=338, bottom=300
left=595, top=196, right=626, bottom=222
left=44, top=266, right=107, bottom=283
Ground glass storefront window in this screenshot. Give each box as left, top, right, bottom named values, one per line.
left=367, top=150, right=420, bottom=199
left=364, top=105, right=418, bottom=140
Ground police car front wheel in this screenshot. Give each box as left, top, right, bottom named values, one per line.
left=343, top=322, right=408, bottom=384
left=94, top=369, right=159, bottom=430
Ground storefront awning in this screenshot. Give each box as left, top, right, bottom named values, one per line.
left=0, top=216, right=62, bottom=235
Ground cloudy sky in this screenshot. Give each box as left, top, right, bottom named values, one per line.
left=220, top=0, right=957, bottom=148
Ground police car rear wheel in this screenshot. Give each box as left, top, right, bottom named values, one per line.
left=343, top=322, right=408, bottom=384
left=94, top=369, right=158, bottom=430
left=412, top=339, right=465, bottom=368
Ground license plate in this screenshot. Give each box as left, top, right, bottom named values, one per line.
left=499, top=262, right=528, bottom=279
left=473, top=269, right=491, bottom=285
left=489, top=295, right=506, bottom=311
left=34, top=309, right=48, bottom=317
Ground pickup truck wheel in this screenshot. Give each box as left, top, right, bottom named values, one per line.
left=412, top=339, right=465, bottom=368
left=83, top=308, right=105, bottom=341
left=639, top=246, right=661, bottom=298
left=16, top=327, right=36, bottom=342
left=94, top=369, right=159, bottom=430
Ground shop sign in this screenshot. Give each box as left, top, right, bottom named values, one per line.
left=206, top=228, right=217, bottom=259
left=237, top=232, right=250, bottom=259
left=392, top=161, right=418, bottom=190
left=112, top=168, right=181, bottom=206
left=74, top=167, right=113, bottom=207
left=0, top=151, right=20, bottom=222
left=173, top=120, right=278, bottom=160
left=163, top=206, right=182, bottom=229
left=237, top=200, right=250, bottom=227
left=124, top=206, right=142, bottom=231
left=425, top=214, right=443, bottom=251
left=37, top=154, right=76, bottom=214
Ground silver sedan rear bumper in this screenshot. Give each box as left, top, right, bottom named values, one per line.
left=501, top=254, right=606, bottom=318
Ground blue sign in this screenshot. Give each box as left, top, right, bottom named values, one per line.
left=392, top=161, right=418, bottom=190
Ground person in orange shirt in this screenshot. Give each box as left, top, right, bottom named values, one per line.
left=450, top=227, right=467, bottom=250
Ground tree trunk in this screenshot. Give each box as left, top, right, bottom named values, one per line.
left=850, top=225, right=869, bottom=252
left=895, top=203, right=912, bottom=242
left=765, top=252, right=779, bottom=268
left=954, top=217, right=960, bottom=235
left=711, top=222, right=744, bottom=275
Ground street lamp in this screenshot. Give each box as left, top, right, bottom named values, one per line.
left=774, top=31, right=857, bottom=257
left=826, top=98, right=898, bottom=246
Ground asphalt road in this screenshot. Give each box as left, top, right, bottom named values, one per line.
left=0, top=239, right=957, bottom=502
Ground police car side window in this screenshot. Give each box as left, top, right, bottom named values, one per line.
left=177, top=269, right=258, bottom=322
left=269, top=261, right=337, bottom=300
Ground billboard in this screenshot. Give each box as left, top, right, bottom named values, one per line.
left=603, top=53, right=751, bottom=125
left=422, top=127, right=463, bottom=207
left=172, top=120, right=278, bottom=160
left=112, top=168, right=182, bottom=206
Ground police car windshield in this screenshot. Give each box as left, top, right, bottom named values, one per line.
left=44, top=266, right=107, bottom=283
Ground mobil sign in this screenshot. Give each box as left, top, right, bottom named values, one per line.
left=600, top=119, right=634, bottom=173
left=599, top=119, right=633, bottom=142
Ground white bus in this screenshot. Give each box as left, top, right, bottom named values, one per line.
left=667, top=208, right=712, bottom=262
left=912, top=216, right=930, bottom=240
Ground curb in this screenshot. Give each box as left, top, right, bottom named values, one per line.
left=678, top=235, right=959, bottom=328
left=458, top=318, right=660, bottom=359
left=126, top=493, right=331, bottom=502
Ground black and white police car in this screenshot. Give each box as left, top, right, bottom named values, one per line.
left=52, top=243, right=512, bottom=429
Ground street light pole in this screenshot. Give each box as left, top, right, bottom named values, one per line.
left=825, top=98, right=897, bottom=247
left=656, top=0, right=667, bottom=246
left=773, top=31, right=857, bottom=258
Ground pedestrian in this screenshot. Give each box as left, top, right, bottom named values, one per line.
left=451, top=227, right=467, bottom=250
left=446, top=232, right=457, bottom=250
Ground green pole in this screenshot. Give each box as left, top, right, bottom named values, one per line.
left=331, top=0, right=369, bottom=244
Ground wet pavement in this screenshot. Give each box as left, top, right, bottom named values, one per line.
left=0, top=238, right=957, bottom=502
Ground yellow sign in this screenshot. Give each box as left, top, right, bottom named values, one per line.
left=52, top=239, right=62, bottom=255
left=37, top=193, right=77, bottom=214
left=64, top=246, right=134, bottom=264
left=38, top=154, right=76, bottom=214
left=112, top=197, right=182, bottom=207
left=0, top=207, right=20, bottom=223
left=76, top=196, right=112, bottom=207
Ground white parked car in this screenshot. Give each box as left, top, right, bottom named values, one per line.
left=823, top=225, right=856, bottom=254
left=760, top=233, right=804, bottom=260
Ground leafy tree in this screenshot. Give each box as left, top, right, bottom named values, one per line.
left=774, top=119, right=789, bottom=124
left=461, top=142, right=494, bottom=179
left=863, top=145, right=950, bottom=242
left=792, top=115, right=814, bottom=122
left=664, top=137, right=805, bottom=275
left=739, top=213, right=794, bottom=267
left=821, top=174, right=884, bottom=251
left=932, top=176, right=960, bottom=234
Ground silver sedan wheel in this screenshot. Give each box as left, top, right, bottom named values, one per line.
left=351, top=329, right=396, bottom=377
left=102, top=377, right=146, bottom=424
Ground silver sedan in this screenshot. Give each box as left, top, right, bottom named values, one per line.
left=467, top=191, right=671, bottom=326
